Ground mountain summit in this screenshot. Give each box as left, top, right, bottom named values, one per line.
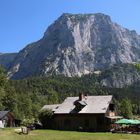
left=2, top=13, right=140, bottom=79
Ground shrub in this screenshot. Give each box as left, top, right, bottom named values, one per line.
left=38, top=109, right=53, bottom=128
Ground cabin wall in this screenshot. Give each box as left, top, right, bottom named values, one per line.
left=7, top=112, right=15, bottom=127
left=53, top=114, right=108, bottom=132
left=0, top=120, right=4, bottom=128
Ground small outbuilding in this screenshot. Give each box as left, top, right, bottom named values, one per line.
left=0, top=111, right=15, bottom=128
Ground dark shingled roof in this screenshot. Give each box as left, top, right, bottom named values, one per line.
left=0, top=111, right=9, bottom=119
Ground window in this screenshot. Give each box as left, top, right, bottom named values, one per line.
left=109, top=104, right=115, bottom=111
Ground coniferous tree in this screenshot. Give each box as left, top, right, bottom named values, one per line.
left=120, top=98, right=133, bottom=118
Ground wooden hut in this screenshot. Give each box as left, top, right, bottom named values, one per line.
left=43, top=94, right=121, bottom=131
left=0, top=111, right=15, bottom=127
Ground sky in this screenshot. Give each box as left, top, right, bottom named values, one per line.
left=0, top=0, right=140, bottom=53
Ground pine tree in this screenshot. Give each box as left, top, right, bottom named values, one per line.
left=120, top=98, right=133, bottom=118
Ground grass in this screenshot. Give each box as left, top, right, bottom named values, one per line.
left=0, top=128, right=140, bottom=140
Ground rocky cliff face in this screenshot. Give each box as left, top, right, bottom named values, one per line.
left=99, top=64, right=140, bottom=88
left=3, top=13, right=140, bottom=79
left=0, top=53, right=17, bottom=69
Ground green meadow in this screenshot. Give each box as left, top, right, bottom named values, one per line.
left=0, top=129, right=140, bottom=140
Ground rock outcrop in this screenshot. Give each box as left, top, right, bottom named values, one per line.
left=0, top=53, right=17, bottom=69
left=100, top=64, right=140, bottom=88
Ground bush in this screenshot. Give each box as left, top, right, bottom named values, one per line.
left=21, top=118, right=35, bottom=126
left=38, top=109, right=53, bottom=128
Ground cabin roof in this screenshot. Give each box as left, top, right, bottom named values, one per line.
left=43, top=95, right=113, bottom=114
left=0, top=111, right=9, bottom=119
left=42, top=104, right=60, bottom=112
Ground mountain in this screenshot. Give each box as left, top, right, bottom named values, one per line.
left=0, top=53, right=17, bottom=69
left=2, top=13, right=140, bottom=80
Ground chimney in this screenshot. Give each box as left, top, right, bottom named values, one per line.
left=79, top=93, right=84, bottom=101
left=84, top=93, right=88, bottom=100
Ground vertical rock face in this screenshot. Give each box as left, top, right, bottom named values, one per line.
left=4, top=13, right=140, bottom=79
left=0, top=53, right=17, bottom=69
left=100, top=64, right=140, bottom=88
